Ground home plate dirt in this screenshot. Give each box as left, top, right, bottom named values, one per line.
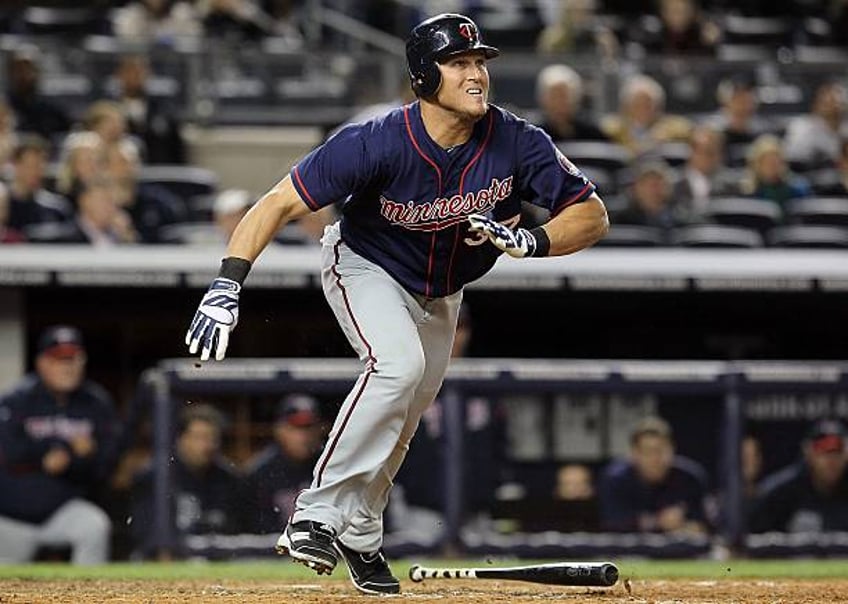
left=3, top=578, right=848, bottom=603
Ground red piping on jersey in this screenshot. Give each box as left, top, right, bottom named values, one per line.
left=447, top=111, right=495, bottom=292
left=552, top=182, right=594, bottom=216
left=292, top=166, right=320, bottom=211
left=404, top=105, right=443, bottom=297
left=315, top=240, right=377, bottom=488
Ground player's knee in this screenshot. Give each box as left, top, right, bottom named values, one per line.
left=380, top=347, right=426, bottom=390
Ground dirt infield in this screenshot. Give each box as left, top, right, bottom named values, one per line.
left=4, top=578, right=848, bottom=603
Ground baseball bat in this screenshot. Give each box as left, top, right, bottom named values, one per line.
left=408, top=561, right=619, bottom=587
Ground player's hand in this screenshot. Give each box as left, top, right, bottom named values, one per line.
left=185, top=277, right=241, bottom=361
left=467, top=214, right=538, bottom=258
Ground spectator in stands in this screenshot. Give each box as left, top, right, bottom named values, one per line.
left=82, top=101, right=131, bottom=153
left=196, top=0, right=273, bottom=40
left=28, top=178, right=139, bottom=245
left=634, top=0, right=719, bottom=56
left=214, top=188, right=252, bottom=243
left=601, top=75, right=692, bottom=155
left=0, top=182, right=24, bottom=243
left=738, top=134, right=812, bottom=206
left=7, top=135, right=73, bottom=234
left=826, top=138, right=848, bottom=196
left=783, top=81, right=848, bottom=170
left=55, top=131, right=105, bottom=206
left=0, top=326, right=118, bottom=564
left=535, top=64, right=608, bottom=143
left=389, top=303, right=505, bottom=548
left=672, top=126, right=734, bottom=224
left=245, top=394, right=325, bottom=534
left=0, top=100, right=17, bottom=172
left=614, top=158, right=679, bottom=229
left=259, top=0, right=305, bottom=44
left=130, top=404, right=247, bottom=559
left=598, top=416, right=709, bottom=534
left=707, top=75, right=771, bottom=148
left=111, top=54, right=187, bottom=165
left=106, top=139, right=188, bottom=243
left=748, top=419, right=848, bottom=533
left=536, top=0, right=618, bottom=59
left=112, top=0, right=202, bottom=43
left=5, top=45, right=71, bottom=142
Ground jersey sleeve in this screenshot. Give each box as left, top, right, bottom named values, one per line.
left=290, top=123, right=378, bottom=211
left=515, top=123, right=596, bottom=216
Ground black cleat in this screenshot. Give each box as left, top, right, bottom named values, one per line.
left=275, top=520, right=338, bottom=575
left=334, top=541, right=401, bottom=595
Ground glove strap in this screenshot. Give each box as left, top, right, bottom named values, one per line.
left=219, top=257, right=252, bottom=285
left=528, top=226, right=551, bottom=257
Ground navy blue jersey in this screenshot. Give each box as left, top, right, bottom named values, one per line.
left=291, top=101, right=595, bottom=297
left=0, top=374, right=120, bottom=522
left=598, top=456, right=710, bottom=532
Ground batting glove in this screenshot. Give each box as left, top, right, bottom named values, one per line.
left=468, top=214, right=541, bottom=258
left=185, top=277, right=241, bottom=361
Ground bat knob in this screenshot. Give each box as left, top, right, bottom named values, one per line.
left=600, top=562, right=619, bottom=586
left=409, top=565, right=423, bottom=582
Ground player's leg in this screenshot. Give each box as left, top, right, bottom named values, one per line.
left=278, top=227, right=430, bottom=573
left=334, top=290, right=461, bottom=593
left=0, top=515, right=40, bottom=562
left=340, top=290, right=462, bottom=552
left=37, top=499, right=111, bottom=564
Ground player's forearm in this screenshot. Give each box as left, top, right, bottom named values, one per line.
left=541, top=194, right=609, bottom=256
left=226, top=176, right=311, bottom=263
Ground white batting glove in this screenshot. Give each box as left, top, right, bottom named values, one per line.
left=185, top=277, right=241, bottom=361
left=468, top=214, right=539, bottom=258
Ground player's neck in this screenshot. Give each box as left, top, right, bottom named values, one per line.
left=420, top=100, right=478, bottom=149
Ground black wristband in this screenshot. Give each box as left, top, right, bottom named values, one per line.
left=529, top=226, right=551, bottom=257
left=219, top=257, right=252, bottom=285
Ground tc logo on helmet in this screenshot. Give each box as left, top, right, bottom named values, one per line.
left=458, top=23, right=477, bottom=41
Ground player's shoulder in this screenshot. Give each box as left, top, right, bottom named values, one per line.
left=488, top=104, right=543, bottom=133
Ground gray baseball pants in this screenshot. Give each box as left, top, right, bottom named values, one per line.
left=0, top=499, right=111, bottom=564
left=291, top=222, right=461, bottom=552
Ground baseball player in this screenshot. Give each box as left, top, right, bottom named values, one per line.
left=186, top=13, right=608, bottom=594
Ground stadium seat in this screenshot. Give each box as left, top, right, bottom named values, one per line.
left=594, top=225, right=666, bottom=247
left=721, top=16, right=792, bottom=47
left=557, top=141, right=630, bottom=173
left=785, top=198, right=848, bottom=227
left=656, top=142, right=690, bottom=168
left=21, top=6, right=107, bottom=37
left=670, top=224, right=764, bottom=248
left=767, top=225, right=848, bottom=248
left=704, top=197, right=783, bottom=232
left=138, top=166, right=219, bottom=201
left=716, top=43, right=775, bottom=62
left=158, top=222, right=224, bottom=245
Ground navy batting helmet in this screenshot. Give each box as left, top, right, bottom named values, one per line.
left=406, top=13, right=500, bottom=98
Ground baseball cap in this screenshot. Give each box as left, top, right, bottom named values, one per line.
left=276, top=394, right=321, bottom=428
left=805, top=419, right=847, bottom=454
left=37, top=325, right=85, bottom=359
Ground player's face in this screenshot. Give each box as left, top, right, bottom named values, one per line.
left=631, top=434, right=674, bottom=484
left=435, top=51, right=490, bottom=120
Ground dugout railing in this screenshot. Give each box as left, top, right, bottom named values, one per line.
left=147, top=358, right=848, bottom=559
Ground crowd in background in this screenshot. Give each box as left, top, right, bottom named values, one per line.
left=0, top=1, right=847, bottom=246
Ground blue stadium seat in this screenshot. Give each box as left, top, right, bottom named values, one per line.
left=138, top=166, right=219, bottom=202
left=594, top=225, right=666, bottom=247
left=670, top=224, right=764, bottom=248
left=767, top=225, right=848, bottom=248
left=705, top=197, right=783, bottom=232
left=785, top=198, right=848, bottom=227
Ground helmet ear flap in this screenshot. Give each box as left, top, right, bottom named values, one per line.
left=415, top=62, right=441, bottom=98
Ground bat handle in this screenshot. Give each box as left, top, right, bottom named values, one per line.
left=409, top=565, right=476, bottom=582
